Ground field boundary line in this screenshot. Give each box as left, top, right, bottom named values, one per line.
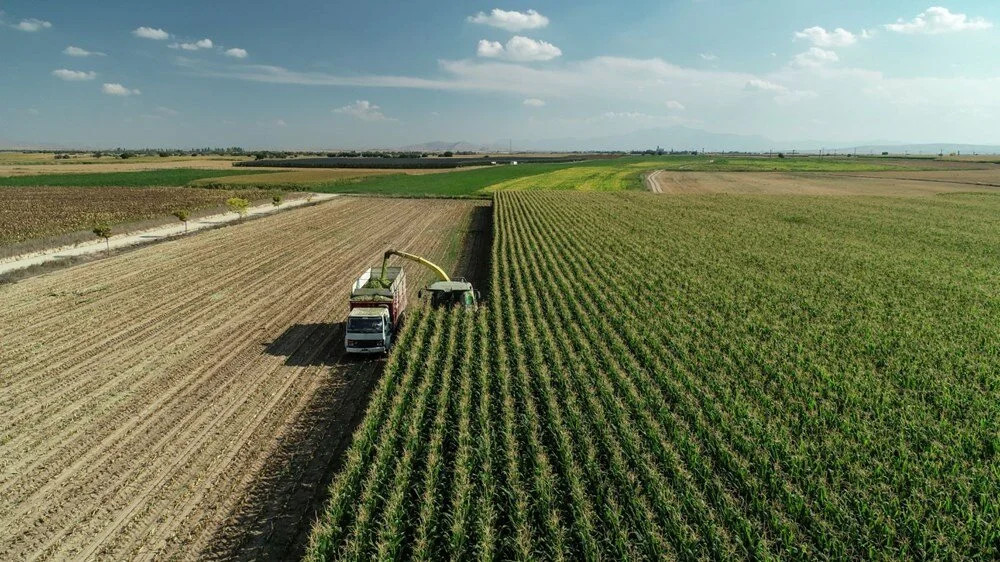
left=644, top=170, right=664, bottom=193
left=0, top=194, right=338, bottom=276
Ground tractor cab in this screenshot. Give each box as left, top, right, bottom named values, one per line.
left=423, top=280, right=478, bottom=308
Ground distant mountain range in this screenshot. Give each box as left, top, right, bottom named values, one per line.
left=404, top=127, right=1000, bottom=155
left=4, top=126, right=1000, bottom=155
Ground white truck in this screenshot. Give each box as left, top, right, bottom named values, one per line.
left=345, top=266, right=407, bottom=354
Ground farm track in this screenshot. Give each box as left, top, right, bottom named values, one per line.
left=644, top=170, right=664, bottom=193
left=0, top=196, right=488, bottom=560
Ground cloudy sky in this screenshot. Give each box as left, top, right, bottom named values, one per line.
left=1, top=1, right=998, bottom=148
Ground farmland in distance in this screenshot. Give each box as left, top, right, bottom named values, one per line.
left=275, top=155, right=995, bottom=197
left=308, top=190, right=1000, bottom=560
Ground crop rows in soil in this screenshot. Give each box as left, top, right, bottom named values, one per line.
left=0, top=196, right=488, bottom=561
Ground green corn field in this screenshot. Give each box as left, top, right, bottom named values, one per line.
left=308, top=191, right=1000, bottom=560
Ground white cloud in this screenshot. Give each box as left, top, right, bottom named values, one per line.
left=155, top=106, right=179, bottom=116
left=177, top=54, right=1000, bottom=142
left=133, top=26, right=169, bottom=40
left=793, top=47, right=839, bottom=68
left=275, top=119, right=287, bottom=127
left=699, top=53, right=718, bottom=61
left=665, top=100, right=685, bottom=110
left=52, top=69, right=97, bottom=81
left=334, top=100, right=393, bottom=121
left=102, top=83, right=141, bottom=96
left=477, top=40, right=504, bottom=58
left=601, top=111, right=654, bottom=119
left=794, top=26, right=857, bottom=47
left=178, top=52, right=1000, bottom=145
left=468, top=9, right=548, bottom=32
left=27, top=108, right=40, bottom=116
left=477, top=36, right=561, bottom=62
left=745, top=78, right=789, bottom=93
left=171, top=38, right=213, bottom=50
left=63, top=45, right=106, bottom=57
left=523, top=98, right=546, bottom=107
left=225, top=47, right=248, bottom=58
left=15, top=18, right=51, bottom=32
left=885, top=7, right=992, bottom=34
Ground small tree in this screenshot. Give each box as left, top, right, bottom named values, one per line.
left=271, top=193, right=283, bottom=207
left=172, top=209, right=191, bottom=232
left=93, top=223, right=112, bottom=253
left=226, top=197, right=250, bottom=218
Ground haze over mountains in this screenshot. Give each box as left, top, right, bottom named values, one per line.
left=5, top=126, right=1000, bottom=155
left=404, top=126, right=1000, bottom=155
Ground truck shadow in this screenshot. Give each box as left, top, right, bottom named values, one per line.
left=264, top=322, right=344, bottom=366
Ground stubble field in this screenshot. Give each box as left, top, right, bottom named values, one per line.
left=0, top=196, right=489, bottom=561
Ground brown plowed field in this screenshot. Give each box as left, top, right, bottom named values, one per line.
left=0, top=197, right=488, bottom=560
left=648, top=170, right=1000, bottom=195
left=0, top=186, right=270, bottom=248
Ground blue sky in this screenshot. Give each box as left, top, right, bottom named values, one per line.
left=2, top=1, right=998, bottom=148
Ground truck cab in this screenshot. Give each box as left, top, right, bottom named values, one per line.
left=345, top=307, right=393, bottom=354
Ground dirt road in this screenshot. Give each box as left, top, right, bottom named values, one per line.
left=0, top=197, right=489, bottom=560
left=644, top=170, right=664, bottom=193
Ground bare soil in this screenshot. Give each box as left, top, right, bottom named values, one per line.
left=0, top=197, right=490, bottom=561
left=647, top=170, right=1000, bottom=195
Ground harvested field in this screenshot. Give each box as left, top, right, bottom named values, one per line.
left=833, top=168, right=1000, bottom=185
left=647, top=170, right=1000, bottom=195
left=0, top=157, right=258, bottom=176
left=0, top=197, right=489, bottom=561
left=0, top=186, right=270, bottom=247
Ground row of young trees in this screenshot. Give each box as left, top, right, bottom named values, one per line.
left=90, top=194, right=290, bottom=253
